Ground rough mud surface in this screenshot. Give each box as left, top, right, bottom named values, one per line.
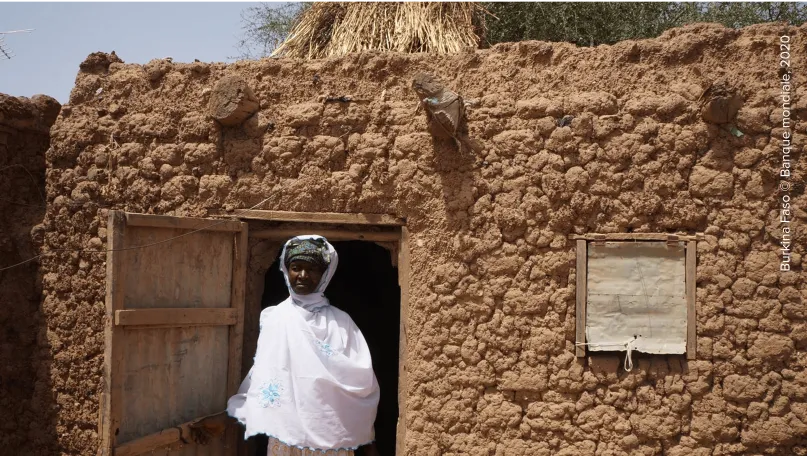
left=0, top=93, right=60, bottom=453
left=31, top=22, right=807, bottom=455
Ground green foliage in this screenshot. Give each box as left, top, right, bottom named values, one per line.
left=235, top=2, right=309, bottom=59
left=235, top=2, right=807, bottom=58
left=482, top=2, right=807, bottom=47
left=696, top=2, right=807, bottom=28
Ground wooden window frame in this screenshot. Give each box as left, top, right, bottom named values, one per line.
left=571, top=233, right=699, bottom=360
left=238, top=210, right=409, bottom=456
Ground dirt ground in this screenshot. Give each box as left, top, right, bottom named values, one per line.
left=3, top=21, right=806, bottom=455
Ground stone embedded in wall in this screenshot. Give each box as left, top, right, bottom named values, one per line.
left=207, top=75, right=260, bottom=127
left=699, top=82, right=744, bottom=124
left=702, top=94, right=744, bottom=124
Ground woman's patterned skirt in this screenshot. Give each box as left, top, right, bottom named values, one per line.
left=266, top=437, right=355, bottom=456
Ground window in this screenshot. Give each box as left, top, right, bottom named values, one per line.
left=574, top=234, right=697, bottom=360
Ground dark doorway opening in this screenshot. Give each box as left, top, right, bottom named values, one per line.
left=255, top=240, right=401, bottom=456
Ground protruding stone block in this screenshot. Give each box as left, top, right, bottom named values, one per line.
left=701, top=94, right=743, bottom=124
left=207, top=75, right=259, bottom=127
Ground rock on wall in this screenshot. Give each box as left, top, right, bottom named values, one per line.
left=42, top=23, right=806, bottom=455
left=0, top=93, right=60, bottom=453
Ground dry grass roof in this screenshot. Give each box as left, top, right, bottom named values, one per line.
left=272, top=2, right=486, bottom=59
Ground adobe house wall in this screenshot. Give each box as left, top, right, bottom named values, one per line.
left=0, top=93, right=60, bottom=453
left=35, top=23, right=807, bottom=455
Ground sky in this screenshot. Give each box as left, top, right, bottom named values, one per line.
left=1, top=2, right=259, bottom=103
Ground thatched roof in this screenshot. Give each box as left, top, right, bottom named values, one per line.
left=272, top=2, right=486, bottom=59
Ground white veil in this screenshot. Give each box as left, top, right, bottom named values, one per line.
left=227, top=235, right=380, bottom=451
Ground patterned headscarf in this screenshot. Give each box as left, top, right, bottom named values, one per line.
left=279, top=235, right=338, bottom=310
left=283, top=238, right=331, bottom=270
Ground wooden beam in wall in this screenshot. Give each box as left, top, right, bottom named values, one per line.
left=569, top=233, right=703, bottom=242
left=575, top=240, right=588, bottom=358
left=250, top=228, right=400, bottom=242
left=396, top=226, right=410, bottom=456
left=686, top=240, right=697, bottom=360
left=233, top=210, right=405, bottom=226
left=125, top=213, right=243, bottom=232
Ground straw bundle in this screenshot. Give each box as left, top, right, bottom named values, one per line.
left=272, top=2, right=486, bottom=59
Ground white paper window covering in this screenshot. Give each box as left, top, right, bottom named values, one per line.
left=586, top=242, right=687, bottom=354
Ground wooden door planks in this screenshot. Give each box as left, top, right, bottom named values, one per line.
left=122, top=228, right=233, bottom=311
left=102, top=212, right=246, bottom=456
left=101, top=211, right=126, bottom=454
left=114, top=308, right=237, bottom=327
left=225, top=224, right=248, bottom=452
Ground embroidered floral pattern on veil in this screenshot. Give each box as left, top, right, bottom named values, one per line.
left=316, top=339, right=335, bottom=358
left=258, top=380, right=284, bottom=408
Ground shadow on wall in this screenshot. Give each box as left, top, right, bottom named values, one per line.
left=0, top=94, right=60, bottom=454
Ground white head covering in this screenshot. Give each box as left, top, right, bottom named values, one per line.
left=227, top=235, right=380, bottom=451
left=280, top=235, right=338, bottom=312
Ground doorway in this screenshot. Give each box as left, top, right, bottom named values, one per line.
left=255, top=240, right=401, bottom=456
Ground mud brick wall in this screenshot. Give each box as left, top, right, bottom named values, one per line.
left=36, top=23, right=807, bottom=455
left=0, top=93, right=60, bottom=453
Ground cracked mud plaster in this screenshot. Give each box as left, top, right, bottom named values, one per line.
left=8, top=22, right=807, bottom=455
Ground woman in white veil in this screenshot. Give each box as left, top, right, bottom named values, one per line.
left=192, top=235, right=381, bottom=456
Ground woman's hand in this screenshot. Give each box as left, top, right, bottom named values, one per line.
left=188, top=411, right=231, bottom=445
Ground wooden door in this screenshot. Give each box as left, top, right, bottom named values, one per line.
left=99, top=211, right=247, bottom=456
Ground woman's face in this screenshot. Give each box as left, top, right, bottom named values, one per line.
left=288, top=260, right=324, bottom=295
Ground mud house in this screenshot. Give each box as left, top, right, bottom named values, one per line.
left=1, top=22, right=805, bottom=456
